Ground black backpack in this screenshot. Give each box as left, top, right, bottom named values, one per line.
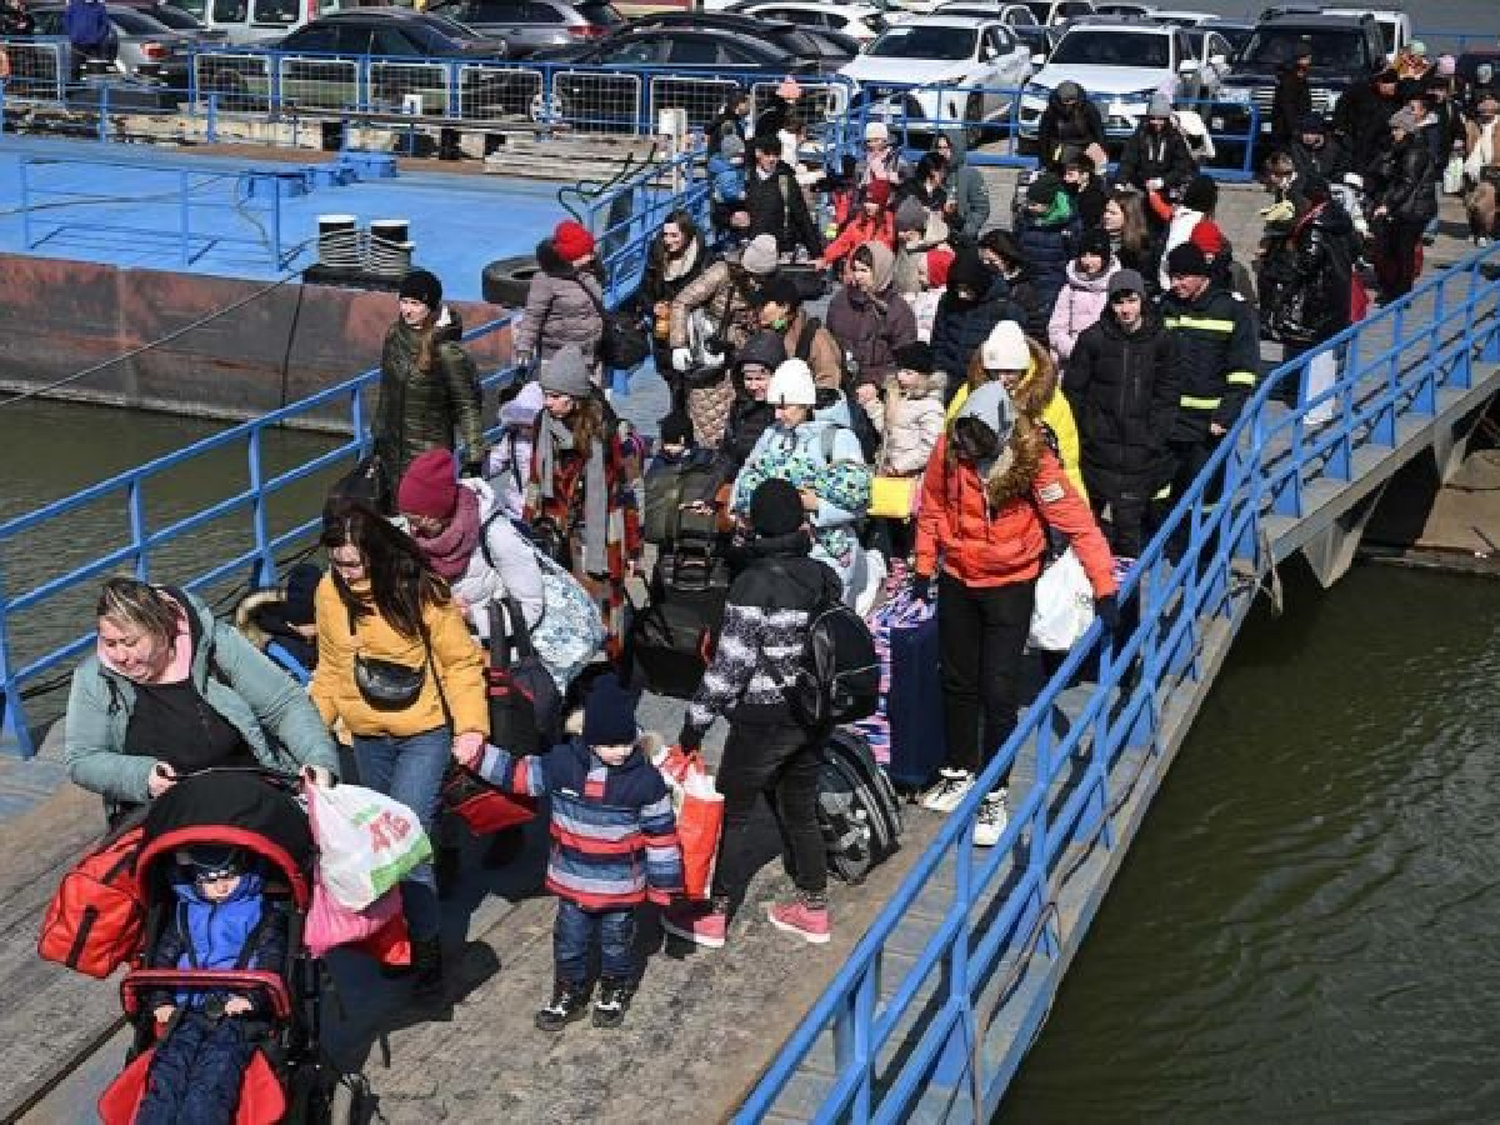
left=817, top=728, right=903, bottom=884
left=763, top=562, right=880, bottom=730
left=798, top=323, right=881, bottom=464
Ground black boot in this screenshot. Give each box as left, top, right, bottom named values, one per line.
left=410, top=937, right=444, bottom=1001
left=535, top=980, right=590, bottom=1032
left=592, top=978, right=635, bottom=1029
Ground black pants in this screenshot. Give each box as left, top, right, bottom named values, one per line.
left=1380, top=218, right=1425, bottom=300
left=1085, top=467, right=1152, bottom=560
left=937, top=573, right=1035, bottom=784
left=1158, top=433, right=1222, bottom=556
left=711, top=717, right=826, bottom=904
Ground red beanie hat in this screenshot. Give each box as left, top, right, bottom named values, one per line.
left=397, top=448, right=460, bottom=520
left=553, top=220, right=596, bottom=264
left=1189, top=219, right=1226, bottom=255
left=865, top=179, right=891, bottom=207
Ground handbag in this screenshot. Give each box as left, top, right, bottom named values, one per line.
left=582, top=278, right=650, bottom=370
left=349, top=605, right=432, bottom=711
left=656, top=747, right=724, bottom=901
left=868, top=476, right=920, bottom=520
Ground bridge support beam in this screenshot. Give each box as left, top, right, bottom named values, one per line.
left=1300, top=484, right=1389, bottom=589
left=1431, top=399, right=1493, bottom=486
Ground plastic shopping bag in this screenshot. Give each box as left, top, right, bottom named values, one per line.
left=306, top=881, right=402, bottom=958
left=657, top=747, right=724, bottom=902
left=1028, top=548, right=1095, bottom=653
left=307, top=781, right=433, bottom=911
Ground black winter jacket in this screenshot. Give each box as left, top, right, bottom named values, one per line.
left=1000, top=265, right=1049, bottom=341
left=1065, top=309, right=1179, bottom=497
left=1116, top=125, right=1197, bottom=194
left=1265, top=200, right=1358, bottom=345
left=930, top=286, right=1025, bottom=391
left=374, top=308, right=484, bottom=491
left=1270, top=67, right=1313, bottom=142
left=1287, top=135, right=1353, bottom=186
left=743, top=161, right=823, bottom=257
left=1015, top=210, right=1080, bottom=324
left=1037, top=94, right=1106, bottom=171
left=1160, top=284, right=1261, bottom=439
left=713, top=393, right=774, bottom=486
left=1332, top=80, right=1398, bottom=174
left=1375, top=135, right=1439, bottom=224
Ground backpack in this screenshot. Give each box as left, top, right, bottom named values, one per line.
left=816, top=729, right=903, bottom=884
left=798, top=324, right=881, bottom=464
left=641, top=452, right=719, bottom=545
left=764, top=562, right=880, bottom=729
left=38, top=824, right=147, bottom=979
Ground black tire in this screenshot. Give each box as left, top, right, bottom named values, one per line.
left=482, top=254, right=539, bottom=306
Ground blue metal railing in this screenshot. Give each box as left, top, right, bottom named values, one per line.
left=737, top=248, right=1500, bottom=1122
left=0, top=144, right=712, bottom=757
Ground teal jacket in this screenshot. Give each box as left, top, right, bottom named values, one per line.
left=65, top=591, right=338, bottom=805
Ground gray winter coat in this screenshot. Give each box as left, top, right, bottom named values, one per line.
left=514, top=239, right=605, bottom=366
left=65, top=590, right=339, bottom=807
left=936, top=129, right=991, bottom=240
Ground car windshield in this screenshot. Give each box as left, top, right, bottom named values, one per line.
left=421, top=12, right=486, bottom=41
left=1217, top=26, right=1253, bottom=55
left=110, top=8, right=175, bottom=34
left=577, top=2, right=624, bottom=25
left=1240, top=27, right=1364, bottom=69
left=867, top=24, right=977, bottom=60
left=1050, top=29, right=1170, bottom=67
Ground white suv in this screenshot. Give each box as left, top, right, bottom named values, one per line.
left=1018, top=17, right=1227, bottom=139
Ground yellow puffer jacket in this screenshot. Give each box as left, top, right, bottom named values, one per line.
left=310, top=576, right=487, bottom=739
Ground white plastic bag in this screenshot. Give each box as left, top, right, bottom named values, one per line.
left=1442, top=155, right=1465, bottom=196
left=307, top=781, right=433, bottom=911
left=1029, top=548, right=1095, bottom=653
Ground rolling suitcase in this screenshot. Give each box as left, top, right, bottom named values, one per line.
left=629, top=534, right=731, bottom=699
left=886, top=604, right=947, bottom=790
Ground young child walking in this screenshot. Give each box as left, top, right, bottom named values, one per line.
left=459, top=673, right=682, bottom=1030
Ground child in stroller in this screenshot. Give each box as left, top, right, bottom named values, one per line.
left=99, top=770, right=367, bottom=1125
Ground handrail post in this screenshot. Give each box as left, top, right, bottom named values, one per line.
left=98, top=78, right=108, bottom=143
left=206, top=90, right=218, bottom=145
left=247, top=427, right=275, bottom=589
left=128, top=479, right=149, bottom=581
left=0, top=556, right=35, bottom=759
left=179, top=168, right=191, bottom=266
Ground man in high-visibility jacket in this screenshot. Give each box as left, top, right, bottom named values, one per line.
left=1158, top=241, right=1260, bottom=528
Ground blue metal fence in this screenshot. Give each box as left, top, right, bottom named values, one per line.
left=0, top=144, right=712, bottom=758
left=736, top=247, right=1500, bottom=1122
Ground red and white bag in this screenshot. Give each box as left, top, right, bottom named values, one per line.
left=656, top=748, right=724, bottom=902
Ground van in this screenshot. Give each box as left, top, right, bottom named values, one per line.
left=165, top=0, right=347, bottom=44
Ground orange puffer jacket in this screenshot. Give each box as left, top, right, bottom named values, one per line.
left=915, top=422, right=1116, bottom=594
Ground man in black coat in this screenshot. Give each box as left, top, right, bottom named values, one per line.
left=1064, top=269, right=1178, bottom=557
left=1116, top=94, right=1198, bottom=201
left=1333, top=69, right=1401, bottom=177
left=1037, top=81, right=1106, bottom=172
left=742, top=135, right=823, bottom=259
left=1286, top=113, right=1353, bottom=185
left=1371, top=107, right=1439, bottom=299
left=1270, top=43, right=1314, bottom=149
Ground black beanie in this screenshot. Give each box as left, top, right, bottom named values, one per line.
left=1165, top=241, right=1210, bottom=278
left=399, top=268, right=443, bottom=310
left=947, top=246, right=991, bottom=295
left=658, top=412, right=694, bottom=447
left=750, top=478, right=805, bottom=537
left=1077, top=227, right=1112, bottom=261
left=582, top=672, right=639, bottom=748
left=1181, top=174, right=1218, bottom=214
left=894, top=340, right=934, bottom=374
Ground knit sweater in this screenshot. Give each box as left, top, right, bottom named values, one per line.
left=475, top=738, right=682, bottom=910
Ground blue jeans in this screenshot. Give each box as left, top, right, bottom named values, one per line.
left=352, top=728, right=449, bottom=941
left=553, top=899, right=636, bottom=985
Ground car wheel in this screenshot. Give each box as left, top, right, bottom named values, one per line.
left=483, top=254, right=540, bottom=306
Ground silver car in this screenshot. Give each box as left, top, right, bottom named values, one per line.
left=30, top=3, right=194, bottom=84
left=430, top=0, right=623, bottom=58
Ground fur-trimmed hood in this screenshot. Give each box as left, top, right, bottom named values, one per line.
left=963, top=336, right=1058, bottom=421
left=233, top=589, right=285, bottom=651
left=982, top=414, right=1044, bottom=512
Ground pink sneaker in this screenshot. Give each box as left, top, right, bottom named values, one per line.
left=661, top=900, right=727, bottom=948
left=766, top=900, right=831, bottom=945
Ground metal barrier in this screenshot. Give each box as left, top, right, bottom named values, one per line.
left=0, top=39, right=65, bottom=104
left=0, top=145, right=710, bottom=758
left=736, top=246, right=1500, bottom=1121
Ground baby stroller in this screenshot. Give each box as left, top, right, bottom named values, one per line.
left=97, top=769, right=369, bottom=1124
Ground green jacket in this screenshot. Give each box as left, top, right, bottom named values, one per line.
left=374, top=314, right=485, bottom=491
left=65, top=590, right=339, bottom=806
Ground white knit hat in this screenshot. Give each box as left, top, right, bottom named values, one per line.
left=767, top=359, right=817, bottom=406
left=980, top=321, right=1030, bottom=372
left=864, top=121, right=889, bottom=142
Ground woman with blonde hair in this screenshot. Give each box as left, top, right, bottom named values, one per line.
left=65, top=576, right=338, bottom=826
left=312, top=498, right=487, bottom=998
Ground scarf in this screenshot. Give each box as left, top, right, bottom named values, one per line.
left=537, top=411, right=609, bottom=575
left=414, top=485, right=481, bottom=582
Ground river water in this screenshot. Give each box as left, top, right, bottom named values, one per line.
left=1000, top=563, right=1500, bottom=1123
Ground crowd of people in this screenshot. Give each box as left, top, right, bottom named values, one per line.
left=56, top=60, right=1492, bottom=1054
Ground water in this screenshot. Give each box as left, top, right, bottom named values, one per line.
left=1000, top=564, right=1500, bottom=1123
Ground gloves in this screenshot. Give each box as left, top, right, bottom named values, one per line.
left=1094, top=594, right=1121, bottom=633
left=910, top=573, right=932, bottom=603
left=672, top=347, right=694, bottom=373
left=300, top=764, right=336, bottom=789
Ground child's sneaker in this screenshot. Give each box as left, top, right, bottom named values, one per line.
left=534, top=980, right=590, bottom=1032
left=661, top=899, right=728, bottom=948
left=921, top=768, right=975, bottom=813
left=767, top=899, right=832, bottom=945
left=592, top=978, right=635, bottom=1029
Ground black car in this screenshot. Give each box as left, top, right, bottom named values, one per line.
left=1213, top=12, right=1387, bottom=150
left=578, top=12, right=856, bottom=67
left=196, top=9, right=511, bottom=115
left=527, top=18, right=836, bottom=133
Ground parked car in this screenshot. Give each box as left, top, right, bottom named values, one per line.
left=1018, top=17, right=1225, bottom=138
left=1010, top=21, right=1064, bottom=61
left=1147, top=8, right=1218, bottom=27
left=932, top=1, right=1037, bottom=24
left=1202, top=17, right=1255, bottom=58
left=1214, top=11, right=1387, bottom=143
left=1092, top=2, right=1153, bottom=15
left=113, top=0, right=226, bottom=38
left=30, top=3, right=194, bottom=85
left=427, top=0, right=621, bottom=58
left=196, top=8, right=510, bottom=114
left=727, top=1, right=887, bottom=46
left=617, top=11, right=857, bottom=67
left=1019, top=0, right=1093, bottom=26
left=841, top=15, right=1034, bottom=138
left=1258, top=4, right=1410, bottom=62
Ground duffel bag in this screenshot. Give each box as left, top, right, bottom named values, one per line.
left=38, top=825, right=146, bottom=978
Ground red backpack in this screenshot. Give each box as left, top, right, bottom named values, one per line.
left=38, top=825, right=146, bottom=979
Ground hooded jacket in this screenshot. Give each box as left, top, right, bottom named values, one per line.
left=780, top=308, right=846, bottom=391
left=669, top=259, right=765, bottom=446
left=1063, top=305, right=1179, bottom=498
left=822, top=208, right=896, bottom=265
left=234, top=591, right=315, bottom=677
left=878, top=373, right=946, bottom=477
left=514, top=238, right=606, bottom=364
left=825, top=242, right=919, bottom=389
left=485, top=380, right=543, bottom=522
left=743, top=158, right=823, bottom=257
left=1048, top=257, right=1119, bottom=364
left=1116, top=122, right=1198, bottom=194
left=65, top=590, right=338, bottom=807
left=1266, top=199, right=1358, bottom=345
left=636, top=229, right=710, bottom=319
left=1037, top=89, right=1106, bottom=170
left=151, top=868, right=285, bottom=983
left=930, top=256, right=1024, bottom=387
left=934, top=129, right=991, bottom=239
left=440, top=478, right=546, bottom=637
left=915, top=390, right=1115, bottom=594
left=1015, top=195, right=1080, bottom=320
left=374, top=306, right=484, bottom=491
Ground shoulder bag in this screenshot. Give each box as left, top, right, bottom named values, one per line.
left=581, top=277, right=650, bottom=371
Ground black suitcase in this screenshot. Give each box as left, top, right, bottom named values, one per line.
left=630, top=537, right=732, bottom=699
